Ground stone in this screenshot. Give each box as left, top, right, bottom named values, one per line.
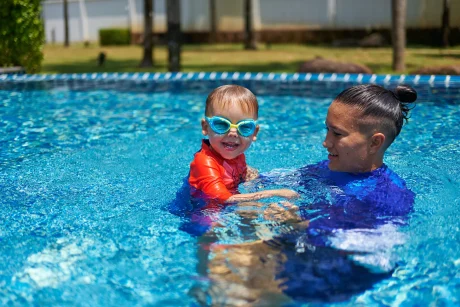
left=331, top=38, right=360, bottom=47
left=0, top=66, right=26, bottom=74
left=359, top=33, right=387, bottom=47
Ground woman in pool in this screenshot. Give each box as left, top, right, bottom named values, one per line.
left=272, top=83, right=418, bottom=302
left=202, top=84, right=418, bottom=305
left=288, top=83, right=418, bottom=239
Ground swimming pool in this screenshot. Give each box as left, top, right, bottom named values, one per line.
left=0, top=73, right=459, bottom=306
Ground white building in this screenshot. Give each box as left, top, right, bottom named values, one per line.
left=42, top=0, right=460, bottom=43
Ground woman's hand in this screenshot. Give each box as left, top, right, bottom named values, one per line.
left=264, top=201, right=303, bottom=223
left=245, top=166, right=259, bottom=181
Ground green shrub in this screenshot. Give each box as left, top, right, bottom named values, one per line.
left=0, top=0, right=45, bottom=73
left=99, top=28, right=131, bottom=46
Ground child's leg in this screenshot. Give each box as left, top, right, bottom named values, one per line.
left=196, top=231, right=218, bottom=276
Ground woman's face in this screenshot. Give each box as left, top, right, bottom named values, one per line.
left=323, top=101, right=379, bottom=173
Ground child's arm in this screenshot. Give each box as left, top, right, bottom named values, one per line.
left=190, top=153, right=299, bottom=203
left=226, top=188, right=299, bottom=203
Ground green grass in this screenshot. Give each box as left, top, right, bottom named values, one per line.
left=41, top=43, right=460, bottom=75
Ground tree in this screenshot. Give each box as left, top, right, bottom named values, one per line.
left=140, top=0, right=154, bottom=67
left=244, top=0, right=257, bottom=50
left=441, top=0, right=450, bottom=47
left=209, top=0, right=217, bottom=43
left=0, top=0, right=44, bottom=72
left=63, top=0, right=69, bottom=47
left=167, top=0, right=181, bottom=72
left=391, top=0, right=406, bottom=72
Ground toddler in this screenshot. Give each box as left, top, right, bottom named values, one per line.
left=189, top=85, right=298, bottom=203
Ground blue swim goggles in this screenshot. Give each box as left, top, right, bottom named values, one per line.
left=205, top=116, right=257, bottom=137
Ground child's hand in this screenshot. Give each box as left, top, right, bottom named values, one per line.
left=272, top=189, right=300, bottom=199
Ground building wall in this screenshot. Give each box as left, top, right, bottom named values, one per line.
left=42, top=0, right=460, bottom=43
left=260, top=0, right=330, bottom=29
left=42, top=0, right=166, bottom=43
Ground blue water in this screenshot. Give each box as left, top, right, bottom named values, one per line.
left=0, top=82, right=459, bottom=306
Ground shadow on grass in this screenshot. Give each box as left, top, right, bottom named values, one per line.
left=365, top=62, right=422, bottom=75
left=412, top=52, right=460, bottom=60
left=364, top=63, right=391, bottom=74
left=42, top=59, right=168, bottom=74
left=46, top=56, right=433, bottom=75
left=42, top=59, right=305, bottom=74
left=183, top=61, right=303, bottom=72
left=183, top=45, right=247, bottom=52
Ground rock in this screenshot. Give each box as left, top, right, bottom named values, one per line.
left=298, top=57, right=372, bottom=74
left=332, top=33, right=387, bottom=48
left=412, top=65, right=460, bottom=75
left=0, top=66, right=26, bottom=74
left=359, top=33, right=387, bottom=48
left=331, top=38, right=360, bottom=47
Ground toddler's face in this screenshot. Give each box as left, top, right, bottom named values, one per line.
left=202, top=101, right=259, bottom=160
left=323, top=101, right=376, bottom=173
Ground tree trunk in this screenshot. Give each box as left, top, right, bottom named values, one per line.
left=167, top=0, right=181, bottom=72
left=140, top=0, right=154, bottom=67
left=391, top=0, right=406, bottom=72
left=64, top=0, right=69, bottom=47
left=244, top=0, right=257, bottom=50
left=209, top=0, right=217, bottom=43
left=442, top=0, right=450, bottom=48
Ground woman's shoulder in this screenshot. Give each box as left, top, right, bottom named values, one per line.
left=379, top=165, right=411, bottom=189
left=298, top=160, right=329, bottom=175
left=367, top=165, right=415, bottom=213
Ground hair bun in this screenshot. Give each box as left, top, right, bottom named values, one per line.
left=394, top=85, right=417, bottom=103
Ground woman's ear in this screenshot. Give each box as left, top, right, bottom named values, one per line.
left=370, top=132, right=385, bottom=154
left=201, top=118, right=208, bottom=136
left=252, top=125, right=260, bottom=141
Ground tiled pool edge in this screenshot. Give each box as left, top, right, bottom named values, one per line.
left=1, top=72, right=459, bottom=87
left=1, top=72, right=458, bottom=104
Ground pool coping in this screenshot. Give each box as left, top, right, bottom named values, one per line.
left=0, top=72, right=459, bottom=87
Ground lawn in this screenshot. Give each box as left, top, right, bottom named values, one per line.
left=42, top=43, right=460, bottom=75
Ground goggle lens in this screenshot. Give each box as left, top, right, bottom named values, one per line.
left=213, top=120, right=231, bottom=133
left=237, top=121, right=256, bottom=136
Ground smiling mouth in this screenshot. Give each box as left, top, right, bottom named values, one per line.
left=328, top=153, right=338, bottom=158
left=222, top=142, right=239, bottom=151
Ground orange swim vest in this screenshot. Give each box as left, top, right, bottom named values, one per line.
left=189, top=140, right=247, bottom=203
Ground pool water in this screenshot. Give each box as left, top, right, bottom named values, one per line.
left=0, top=80, right=459, bottom=306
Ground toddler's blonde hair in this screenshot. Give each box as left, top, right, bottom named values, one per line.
left=205, top=85, right=259, bottom=118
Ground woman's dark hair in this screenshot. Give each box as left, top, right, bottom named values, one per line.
left=335, top=84, right=417, bottom=143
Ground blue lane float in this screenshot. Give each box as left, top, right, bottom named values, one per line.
left=1, top=72, right=458, bottom=104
